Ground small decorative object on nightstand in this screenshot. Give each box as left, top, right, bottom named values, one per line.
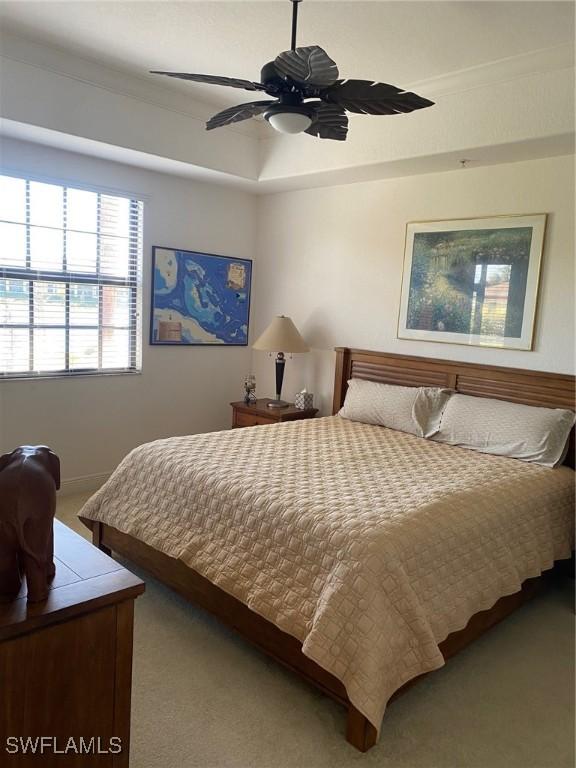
left=243, top=374, right=257, bottom=404
left=252, top=315, right=309, bottom=408
left=294, top=389, right=314, bottom=410
left=231, top=398, right=318, bottom=428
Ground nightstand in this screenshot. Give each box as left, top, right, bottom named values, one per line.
left=231, top=398, right=318, bottom=428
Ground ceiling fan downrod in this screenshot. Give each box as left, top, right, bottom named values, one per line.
left=291, top=0, right=302, bottom=51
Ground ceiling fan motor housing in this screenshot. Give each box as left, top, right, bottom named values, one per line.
left=261, top=69, right=313, bottom=133
left=260, top=61, right=288, bottom=90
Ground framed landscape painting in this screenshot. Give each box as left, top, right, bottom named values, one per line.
left=398, top=214, right=547, bottom=350
left=150, top=247, right=252, bottom=345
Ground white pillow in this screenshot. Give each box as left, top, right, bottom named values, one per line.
left=338, top=379, right=451, bottom=438
left=433, top=393, right=575, bottom=467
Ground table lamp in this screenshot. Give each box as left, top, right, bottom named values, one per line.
left=252, top=315, right=309, bottom=408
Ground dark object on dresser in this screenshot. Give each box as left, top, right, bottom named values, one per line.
left=0, top=519, right=145, bottom=767
left=231, top=398, right=318, bottom=428
left=0, top=446, right=60, bottom=603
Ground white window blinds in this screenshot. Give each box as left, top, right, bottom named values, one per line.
left=0, top=174, right=143, bottom=378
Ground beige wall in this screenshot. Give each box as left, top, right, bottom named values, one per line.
left=0, top=138, right=256, bottom=486
left=253, top=155, right=575, bottom=414
left=1, top=144, right=573, bottom=486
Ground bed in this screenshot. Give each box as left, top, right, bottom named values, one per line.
left=80, top=349, right=575, bottom=751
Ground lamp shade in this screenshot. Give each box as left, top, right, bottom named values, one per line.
left=252, top=315, right=309, bottom=353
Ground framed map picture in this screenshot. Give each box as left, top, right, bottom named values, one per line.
left=398, top=214, right=546, bottom=350
left=150, top=247, right=252, bottom=345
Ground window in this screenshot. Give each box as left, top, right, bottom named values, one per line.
left=0, top=174, right=143, bottom=378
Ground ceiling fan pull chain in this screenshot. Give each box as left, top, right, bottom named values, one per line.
left=291, top=0, right=302, bottom=51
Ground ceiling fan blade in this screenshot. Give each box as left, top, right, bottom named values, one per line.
left=206, top=100, right=278, bottom=131
left=320, top=79, right=434, bottom=115
left=274, top=46, right=339, bottom=88
left=305, top=103, right=348, bottom=141
left=150, top=71, right=268, bottom=92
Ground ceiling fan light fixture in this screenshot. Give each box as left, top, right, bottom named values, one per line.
left=265, top=108, right=312, bottom=134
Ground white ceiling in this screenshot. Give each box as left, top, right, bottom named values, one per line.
left=0, top=0, right=573, bottom=111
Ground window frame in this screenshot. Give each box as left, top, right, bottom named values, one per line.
left=0, top=173, right=143, bottom=380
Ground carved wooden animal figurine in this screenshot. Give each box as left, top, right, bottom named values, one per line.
left=0, top=446, right=60, bottom=602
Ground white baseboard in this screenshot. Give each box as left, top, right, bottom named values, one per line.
left=58, top=472, right=110, bottom=497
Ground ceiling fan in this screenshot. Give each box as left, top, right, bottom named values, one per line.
left=151, top=0, right=434, bottom=141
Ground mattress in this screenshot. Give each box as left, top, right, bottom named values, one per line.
left=80, top=415, right=575, bottom=732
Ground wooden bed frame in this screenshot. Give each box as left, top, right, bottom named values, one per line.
left=81, top=348, right=575, bottom=752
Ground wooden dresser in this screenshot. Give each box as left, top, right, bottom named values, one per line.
left=0, top=519, right=144, bottom=766
left=231, top=398, right=318, bottom=428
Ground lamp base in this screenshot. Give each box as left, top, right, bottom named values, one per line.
left=267, top=399, right=289, bottom=409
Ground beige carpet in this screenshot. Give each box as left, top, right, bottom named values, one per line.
left=58, top=493, right=575, bottom=768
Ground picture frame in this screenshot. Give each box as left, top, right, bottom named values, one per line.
left=397, top=214, right=547, bottom=350
left=150, top=246, right=252, bottom=346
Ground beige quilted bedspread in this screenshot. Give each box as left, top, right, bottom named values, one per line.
left=80, top=416, right=574, bottom=732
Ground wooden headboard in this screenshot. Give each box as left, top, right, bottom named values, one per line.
left=332, top=347, right=575, bottom=467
